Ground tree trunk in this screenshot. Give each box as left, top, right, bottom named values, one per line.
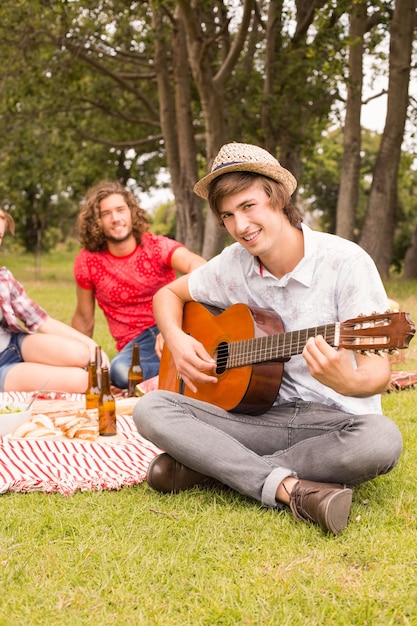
left=261, top=0, right=283, bottom=155
left=359, top=0, right=416, bottom=279
left=177, top=0, right=255, bottom=260
left=172, top=9, right=204, bottom=253
left=260, top=0, right=330, bottom=197
left=152, top=7, right=203, bottom=253
left=335, top=1, right=366, bottom=241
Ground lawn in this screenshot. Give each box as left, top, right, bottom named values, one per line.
left=0, top=250, right=416, bottom=625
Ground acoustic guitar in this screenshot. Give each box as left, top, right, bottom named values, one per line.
left=158, top=302, right=415, bottom=415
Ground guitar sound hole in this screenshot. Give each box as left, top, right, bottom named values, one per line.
left=216, top=342, right=229, bottom=375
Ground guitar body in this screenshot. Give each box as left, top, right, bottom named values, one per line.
left=158, top=302, right=285, bottom=415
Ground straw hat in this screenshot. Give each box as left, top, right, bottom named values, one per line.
left=193, top=142, right=297, bottom=199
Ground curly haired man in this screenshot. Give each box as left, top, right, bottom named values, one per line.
left=72, top=181, right=205, bottom=389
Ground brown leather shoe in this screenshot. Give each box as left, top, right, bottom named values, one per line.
left=146, top=453, right=211, bottom=494
left=289, top=479, right=353, bottom=536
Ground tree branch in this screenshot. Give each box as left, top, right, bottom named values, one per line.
left=362, top=89, right=388, bottom=105
left=215, top=0, right=256, bottom=87
left=76, top=131, right=163, bottom=149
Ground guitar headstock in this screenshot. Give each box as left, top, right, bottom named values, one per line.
left=339, top=311, right=415, bottom=351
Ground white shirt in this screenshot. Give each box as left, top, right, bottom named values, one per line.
left=188, top=223, right=389, bottom=415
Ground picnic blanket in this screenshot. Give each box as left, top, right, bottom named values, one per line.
left=0, top=391, right=160, bottom=496
left=388, top=370, right=417, bottom=392
left=2, top=368, right=414, bottom=496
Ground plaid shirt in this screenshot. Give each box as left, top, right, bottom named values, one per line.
left=0, top=266, right=48, bottom=334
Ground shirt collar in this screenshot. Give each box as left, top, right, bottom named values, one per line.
left=256, top=223, right=317, bottom=287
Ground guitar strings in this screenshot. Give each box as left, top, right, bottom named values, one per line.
left=216, top=325, right=337, bottom=369
left=206, top=311, right=408, bottom=371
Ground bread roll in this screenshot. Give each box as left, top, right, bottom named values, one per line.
left=11, top=409, right=100, bottom=441
left=12, top=420, right=40, bottom=438
left=54, top=415, right=80, bottom=429
left=63, top=420, right=85, bottom=439
left=31, top=414, right=56, bottom=431
left=75, top=426, right=99, bottom=441
left=12, top=421, right=56, bottom=439
left=27, top=426, right=57, bottom=438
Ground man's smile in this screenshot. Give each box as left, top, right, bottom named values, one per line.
left=242, top=229, right=261, bottom=242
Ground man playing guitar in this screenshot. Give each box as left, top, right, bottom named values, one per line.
left=133, top=142, right=407, bottom=536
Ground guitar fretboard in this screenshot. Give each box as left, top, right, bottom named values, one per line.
left=221, top=324, right=339, bottom=369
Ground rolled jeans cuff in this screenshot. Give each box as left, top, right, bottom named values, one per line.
left=262, top=467, right=296, bottom=508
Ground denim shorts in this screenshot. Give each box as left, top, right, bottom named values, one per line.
left=0, top=333, right=27, bottom=392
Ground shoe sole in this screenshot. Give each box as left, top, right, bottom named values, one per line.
left=321, top=488, right=353, bottom=535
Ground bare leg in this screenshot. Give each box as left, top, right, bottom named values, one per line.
left=276, top=476, right=298, bottom=504
left=4, top=362, right=88, bottom=393
left=20, top=334, right=90, bottom=367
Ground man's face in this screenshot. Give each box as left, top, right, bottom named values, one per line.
left=99, top=193, right=133, bottom=244
left=218, top=180, right=284, bottom=259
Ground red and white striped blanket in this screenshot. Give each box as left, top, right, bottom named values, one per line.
left=388, top=370, right=417, bottom=392
left=0, top=392, right=160, bottom=496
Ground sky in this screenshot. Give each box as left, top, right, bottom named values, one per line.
left=361, top=95, right=387, bottom=132
left=138, top=170, right=173, bottom=212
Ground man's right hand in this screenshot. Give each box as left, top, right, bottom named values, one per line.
left=168, top=331, right=218, bottom=393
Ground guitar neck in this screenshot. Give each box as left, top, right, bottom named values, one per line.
left=227, top=324, right=338, bottom=368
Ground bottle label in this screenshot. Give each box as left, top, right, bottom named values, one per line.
left=127, top=373, right=143, bottom=396
left=99, top=403, right=117, bottom=436
left=86, top=394, right=99, bottom=410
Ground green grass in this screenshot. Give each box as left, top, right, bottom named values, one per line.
left=0, top=252, right=417, bottom=625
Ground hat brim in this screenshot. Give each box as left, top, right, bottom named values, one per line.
left=193, top=162, right=297, bottom=199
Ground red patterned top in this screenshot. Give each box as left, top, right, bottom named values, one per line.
left=74, top=233, right=183, bottom=350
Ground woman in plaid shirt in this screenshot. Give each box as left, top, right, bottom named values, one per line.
left=0, top=209, right=107, bottom=393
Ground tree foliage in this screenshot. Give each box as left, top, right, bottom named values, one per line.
left=301, top=128, right=417, bottom=274
left=0, top=0, right=415, bottom=277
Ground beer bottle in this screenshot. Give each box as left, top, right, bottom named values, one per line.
left=85, top=361, right=100, bottom=410
left=95, top=345, right=102, bottom=389
left=98, top=366, right=117, bottom=436
left=127, top=343, right=143, bottom=397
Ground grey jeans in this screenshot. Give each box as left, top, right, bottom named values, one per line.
left=133, top=390, right=403, bottom=508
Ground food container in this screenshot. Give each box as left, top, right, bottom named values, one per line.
left=0, top=403, right=33, bottom=437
